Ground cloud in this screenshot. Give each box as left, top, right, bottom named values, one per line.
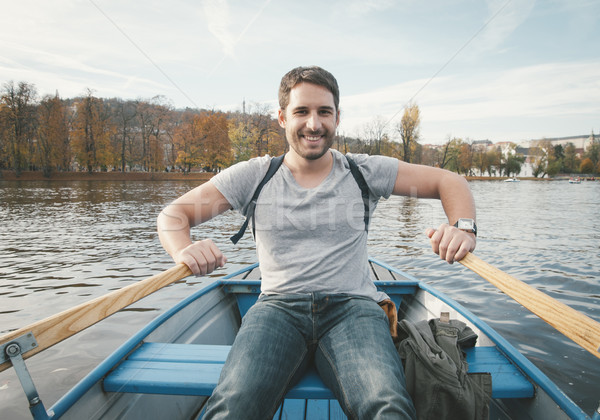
left=202, top=0, right=236, bottom=57
left=337, top=60, right=600, bottom=140
left=471, top=0, right=536, bottom=54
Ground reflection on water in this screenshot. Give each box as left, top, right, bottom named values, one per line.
left=1, top=179, right=599, bottom=417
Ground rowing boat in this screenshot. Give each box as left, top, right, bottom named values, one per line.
left=4, top=258, right=598, bottom=419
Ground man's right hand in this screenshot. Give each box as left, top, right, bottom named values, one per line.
left=174, top=239, right=227, bottom=276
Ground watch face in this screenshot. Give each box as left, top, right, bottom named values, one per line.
left=457, top=219, right=474, bottom=230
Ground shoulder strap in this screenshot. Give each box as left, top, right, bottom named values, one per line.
left=230, top=153, right=370, bottom=244
left=345, top=154, right=370, bottom=232
left=230, top=154, right=286, bottom=244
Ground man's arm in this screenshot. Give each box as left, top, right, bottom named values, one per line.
left=393, top=161, right=476, bottom=263
left=157, top=181, right=232, bottom=275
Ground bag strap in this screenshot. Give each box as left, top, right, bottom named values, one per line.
left=230, top=153, right=370, bottom=244
left=345, top=154, right=370, bottom=232
left=230, top=154, right=285, bottom=244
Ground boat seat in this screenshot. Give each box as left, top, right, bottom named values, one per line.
left=103, top=343, right=534, bottom=400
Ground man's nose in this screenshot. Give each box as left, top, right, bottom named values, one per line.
left=306, top=112, right=322, bottom=131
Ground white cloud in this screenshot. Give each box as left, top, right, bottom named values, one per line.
left=471, top=0, right=536, bottom=54
left=338, top=60, right=600, bottom=141
left=202, top=0, right=236, bottom=57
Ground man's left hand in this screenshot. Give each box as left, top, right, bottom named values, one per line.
left=425, top=224, right=476, bottom=264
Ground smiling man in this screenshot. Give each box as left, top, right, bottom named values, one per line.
left=157, top=66, right=476, bottom=419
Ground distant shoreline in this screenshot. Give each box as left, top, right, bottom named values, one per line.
left=0, top=170, right=591, bottom=182
left=0, top=170, right=213, bottom=182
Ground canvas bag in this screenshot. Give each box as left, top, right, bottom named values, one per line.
left=396, top=318, right=492, bottom=420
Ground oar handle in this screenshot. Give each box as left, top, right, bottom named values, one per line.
left=0, top=264, right=192, bottom=373
left=459, top=252, right=600, bottom=359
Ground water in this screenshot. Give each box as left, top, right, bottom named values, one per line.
left=1, top=179, right=599, bottom=418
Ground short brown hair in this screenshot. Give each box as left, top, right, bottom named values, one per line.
left=278, top=66, right=340, bottom=111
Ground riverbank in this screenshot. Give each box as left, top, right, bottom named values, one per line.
left=0, top=170, right=213, bottom=182
left=2, top=170, right=594, bottom=182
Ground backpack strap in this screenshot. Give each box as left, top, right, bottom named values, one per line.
left=230, top=154, right=286, bottom=244
left=345, top=154, right=371, bottom=232
left=230, top=153, right=371, bottom=244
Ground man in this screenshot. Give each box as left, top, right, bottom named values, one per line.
left=157, top=66, right=476, bottom=419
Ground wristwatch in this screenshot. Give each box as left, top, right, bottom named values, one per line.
left=454, top=218, right=477, bottom=236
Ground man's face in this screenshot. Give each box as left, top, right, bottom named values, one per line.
left=278, top=82, right=340, bottom=161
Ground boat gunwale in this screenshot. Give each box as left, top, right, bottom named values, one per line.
left=48, top=258, right=589, bottom=419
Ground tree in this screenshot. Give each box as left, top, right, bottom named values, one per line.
left=174, top=112, right=233, bottom=173
left=584, top=132, right=599, bottom=169
left=112, top=99, right=138, bottom=172
left=563, top=143, right=579, bottom=173
left=1, top=81, right=38, bottom=175
left=174, top=112, right=204, bottom=173
left=71, top=90, right=113, bottom=172
left=472, top=146, right=488, bottom=176
left=246, top=102, right=274, bottom=156
left=502, top=150, right=525, bottom=177
left=457, top=142, right=474, bottom=175
left=199, top=112, right=233, bottom=171
left=228, top=119, right=252, bottom=163
left=37, top=93, right=70, bottom=176
left=361, top=116, right=389, bottom=155
left=528, top=143, right=548, bottom=178
left=580, top=158, right=594, bottom=174
left=395, top=103, right=420, bottom=163
left=137, top=96, right=171, bottom=171
left=440, top=137, right=464, bottom=172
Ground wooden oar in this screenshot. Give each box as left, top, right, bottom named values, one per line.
left=459, top=252, right=600, bottom=359
left=0, top=264, right=191, bottom=373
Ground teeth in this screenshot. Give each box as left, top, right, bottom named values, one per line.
left=305, top=136, right=321, bottom=141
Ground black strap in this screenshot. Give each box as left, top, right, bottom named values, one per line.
left=345, top=155, right=370, bottom=232
left=230, top=154, right=286, bottom=244
left=230, top=153, right=370, bottom=244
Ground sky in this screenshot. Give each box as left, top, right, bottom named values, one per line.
left=1, top=0, right=599, bottom=144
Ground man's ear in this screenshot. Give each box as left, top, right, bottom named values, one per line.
left=278, top=108, right=286, bottom=128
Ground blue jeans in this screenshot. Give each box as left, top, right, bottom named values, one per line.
left=203, top=293, right=416, bottom=419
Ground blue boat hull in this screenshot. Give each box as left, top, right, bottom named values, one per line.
left=46, top=259, right=591, bottom=420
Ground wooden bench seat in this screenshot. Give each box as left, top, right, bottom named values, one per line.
left=103, top=343, right=534, bottom=400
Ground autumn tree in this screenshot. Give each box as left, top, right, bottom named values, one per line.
left=199, top=112, right=233, bottom=171
left=71, top=91, right=114, bottom=172
left=174, top=112, right=233, bottom=173
left=111, top=99, right=138, bottom=172
left=395, top=103, right=420, bottom=163
left=580, top=158, right=594, bottom=174
left=584, top=132, right=599, bottom=168
left=228, top=117, right=253, bottom=163
left=0, top=81, right=38, bottom=175
left=457, top=142, right=474, bottom=175
left=137, top=96, right=171, bottom=171
left=37, top=93, right=70, bottom=176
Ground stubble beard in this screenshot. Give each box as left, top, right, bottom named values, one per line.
left=288, top=130, right=335, bottom=161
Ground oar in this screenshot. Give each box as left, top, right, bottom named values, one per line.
left=0, top=264, right=191, bottom=373
left=459, top=252, right=600, bottom=359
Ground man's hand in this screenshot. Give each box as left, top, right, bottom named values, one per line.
left=425, top=224, right=476, bottom=264
left=174, top=239, right=227, bottom=276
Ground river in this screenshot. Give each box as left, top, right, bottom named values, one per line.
left=1, top=178, right=599, bottom=418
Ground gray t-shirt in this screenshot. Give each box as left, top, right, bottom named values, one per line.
left=212, top=149, right=398, bottom=302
